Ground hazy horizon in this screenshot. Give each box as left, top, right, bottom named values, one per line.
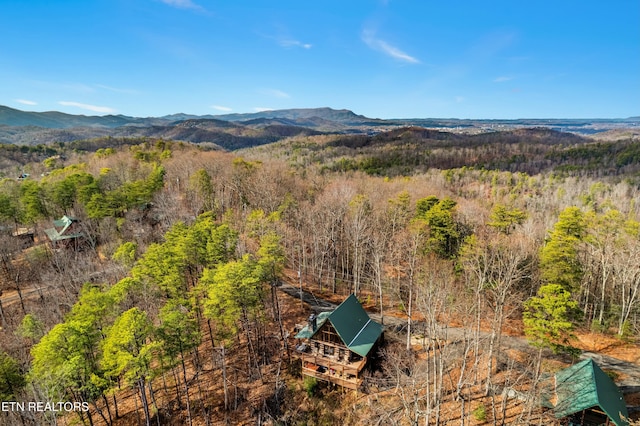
left=2, top=104, right=638, bottom=122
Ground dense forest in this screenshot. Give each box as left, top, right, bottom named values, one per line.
left=0, top=127, right=639, bottom=425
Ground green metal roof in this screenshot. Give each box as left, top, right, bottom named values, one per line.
left=346, top=318, right=383, bottom=357
left=46, top=216, right=84, bottom=242
left=53, top=215, right=76, bottom=234
left=295, top=311, right=331, bottom=339
left=44, top=228, right=61, bottom=241
left=295, top=294, right=382, bottom=357
left=327, top=294, right=382, bottom=357
left=553, top=358, right=629, bottom=426
left=44, top=229, right=84, bottom=241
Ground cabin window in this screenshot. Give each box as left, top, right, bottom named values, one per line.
left=319, top=323, right=343, bottom=345
left=323, top=345, right=334, bottom=356
left=321, top=330, right=340, bottom=344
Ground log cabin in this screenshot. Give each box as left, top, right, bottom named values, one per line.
left=294, top=294, right=383, bottom=390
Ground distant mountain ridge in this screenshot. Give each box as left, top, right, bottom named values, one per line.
left=0, top=105, right=140, bottom=128
left=0, top=106, right=329, bottom=149
left=0, top=105, right=638, bottom=149
left=0, top=105, right=383, bottom=129
left=2, top=104, right=638, bottom=129
left=212, top=107, right=382, bottom=125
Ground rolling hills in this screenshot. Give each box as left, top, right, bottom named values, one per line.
left=1, top=105, right=638, bottom=150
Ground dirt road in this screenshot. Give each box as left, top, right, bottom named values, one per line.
left=0, top=285, right=47, bottom=307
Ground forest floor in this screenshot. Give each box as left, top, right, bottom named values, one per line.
left=277, top=271, right=640, bottom=424
left=4, top=264, right=639, bottom=425
left=276, top=269, right=640, bottom=388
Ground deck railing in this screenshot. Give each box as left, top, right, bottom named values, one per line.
left=297, top=352, right=368, bottom=389
left=299, top=353, right=366, bottom=375
left=301, top=365, right=362, bottom=390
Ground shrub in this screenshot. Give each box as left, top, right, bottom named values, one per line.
left=472, top=404, right=486, bottom=422
left=591, top=318, right=612, bottom=334
left=303, top=376, right=318, bottom=397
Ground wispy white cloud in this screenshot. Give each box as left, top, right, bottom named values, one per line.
left=253, top=107, right=273, bottom=112
left=16, top=99, right=37, bottom=106
left=211, top=105, right=233, bottom=112
left=279, top=38, right=312, bottom=49
left=493, top=76, right=514, bottom=83
left=159, top=0, right=204, bottom=11
left=61, top=82, right=95, bottom=93
left=260, top=88, right=291, bottom=99
left=95, top=84, right=139, bottom=95
left=361, top=28, right=419, bottom=64
left=455, top=96, right=466, bottom=103
left=58, top=101, right=116, bottom=114
left=258, top=27, right=312, bottom=50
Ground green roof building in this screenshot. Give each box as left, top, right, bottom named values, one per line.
left=295, top=294, right=383, bottom=389
left=44, top=215, right=85, bottom=249
left=551, top=358, right=629, bottom=426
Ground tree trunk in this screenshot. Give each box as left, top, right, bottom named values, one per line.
left=486, top=298, right=506, bottom=397
left=353, top=240, right=360, bottom=297
left=406, top=281, right=412, bottom=352
left=101, top=394, right=113, bottom=424
left=194, top=354, right=211, bottom=426
left=113, top=394, right=119, bottom=419
left=138, top=379, right=151, bottom=426
left=86, top=405, right=95, bottom=426
left=147, top=380, right=161, bottom=426
left=332, top=261, right=337, bottom=294
left=133, top=382, right=142, bottom=426
left=0, top=298, right=7, bottom=329
left=172, top=365, right=183, bottom=407
left=619, top=279, right=639, bottom=335
left=179, top=348, right=193, bottom=426
left=378, top=270, right=384, bottom=325
left=207, top=319, right=217, bottom=368
left=273, top=284, right=290, bottom=362
left=598, top=259, right=608, bottom=325
left=14, top=272, right=26, bottom=314
left=221, top=345, right=229, bottom=411
left=455, top=332, right=471, bottom=401
left=88, top=398, right=109, bottom=426
left=525, top=347, right=544, bottom=424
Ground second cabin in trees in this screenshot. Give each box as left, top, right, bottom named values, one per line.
left=294, top=294, right=383, bottom=389
left=44, top=215, right=86, bottom=250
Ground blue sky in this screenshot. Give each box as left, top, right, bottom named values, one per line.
left=1, top=0, right=638, bottom=119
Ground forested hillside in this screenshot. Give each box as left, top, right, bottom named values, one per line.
left=248, top=127, right=640, bottom=177
left=0, top=129, right=639, bottom=425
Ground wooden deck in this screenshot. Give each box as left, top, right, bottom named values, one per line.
left=298, top=353, right=367, bottom=390
left=302, top=366, right=361, bottom=389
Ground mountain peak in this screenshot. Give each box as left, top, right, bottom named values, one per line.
left=210, top=107, right=373, bottom=125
